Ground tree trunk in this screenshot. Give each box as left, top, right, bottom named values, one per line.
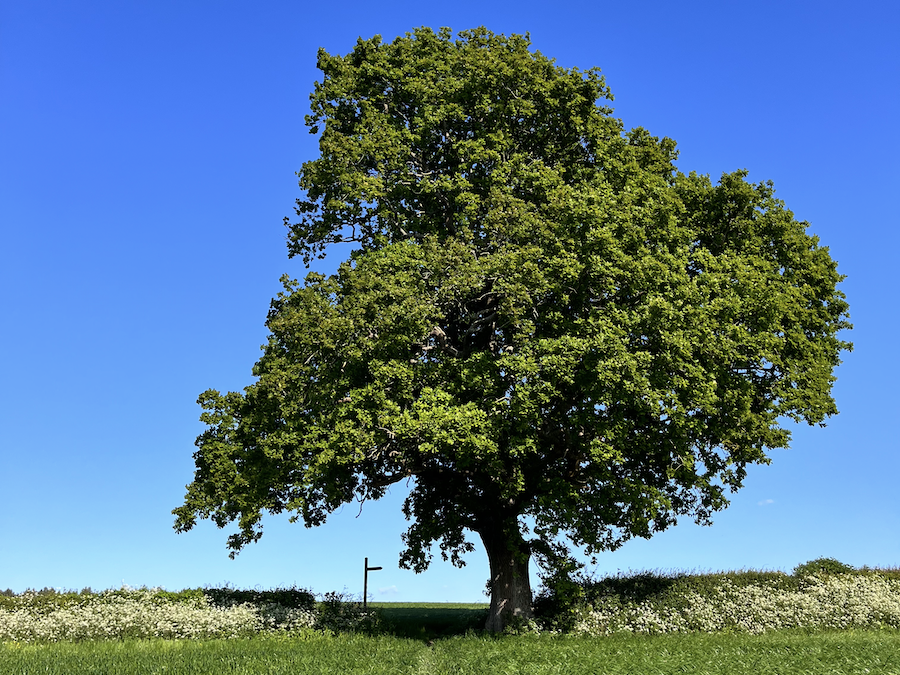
left=479, top=527, right=533, bottom=633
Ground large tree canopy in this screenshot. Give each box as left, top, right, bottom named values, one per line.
left=173, top=27, right=851, bottom=632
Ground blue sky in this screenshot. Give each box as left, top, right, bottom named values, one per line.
left=2, top=0, right=897, bottom=602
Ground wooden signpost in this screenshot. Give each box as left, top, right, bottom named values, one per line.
left=363, top=557, right=382, bottom=609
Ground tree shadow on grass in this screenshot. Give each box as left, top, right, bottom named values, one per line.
left=373, top=605, right=489, bottom=640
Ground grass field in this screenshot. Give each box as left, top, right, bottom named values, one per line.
left=2, top=630, right=899, bottom=674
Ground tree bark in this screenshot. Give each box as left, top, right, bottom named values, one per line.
left=479, top=527, right=534, bottom=633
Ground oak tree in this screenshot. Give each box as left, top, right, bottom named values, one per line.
left=173, top=27, right=851, bottom=632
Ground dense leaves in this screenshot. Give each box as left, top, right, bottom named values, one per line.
left=174, top=27, right=851, bottom=630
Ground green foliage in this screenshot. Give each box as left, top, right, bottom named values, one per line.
left=315, top=592, right=379, bottom=633
left=860, top=566, right=900, bottom=580
left=152, top=588, right=205, bottom=604
left=794, top=558, right=856, bottom=577
left=202, top=585, right=316, bottom=611
left=574, top=568, right=799, bottom=605
left=173, top=26, right=852, bottom=626
left=0, top=588, right=100, bottom=613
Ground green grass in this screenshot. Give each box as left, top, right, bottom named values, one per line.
left=0, top=635, right=424, bottom=675
left=3, top=630, right=899, bottom=674
left=432, top=631, right=900, bottom=674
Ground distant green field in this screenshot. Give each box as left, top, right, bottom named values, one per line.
left=3, top=631, right=899, bottom=674
left=368, top=602, right=490, bottom=638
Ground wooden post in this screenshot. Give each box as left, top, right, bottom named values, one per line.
left=363, top=557, right=382, bottom=609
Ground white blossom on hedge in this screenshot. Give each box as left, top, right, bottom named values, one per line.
left=0, top=588, right=317, bottom=643
left=573, top=574, right=900, bottom=636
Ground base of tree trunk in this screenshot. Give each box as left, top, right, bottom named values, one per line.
left=480, top=530, right=534, bottom=633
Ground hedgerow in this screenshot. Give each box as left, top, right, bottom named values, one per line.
left=0, top=587, right=374, bottom=643
left=4, top=560, right=899, bottom=642
left=535, top=560, right=900, bottom=635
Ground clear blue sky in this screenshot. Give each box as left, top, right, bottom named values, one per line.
left=2, top=0, right=897, bottom=602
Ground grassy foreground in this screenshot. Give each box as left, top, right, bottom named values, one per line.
left=2, top=630, right=900, bottom=674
